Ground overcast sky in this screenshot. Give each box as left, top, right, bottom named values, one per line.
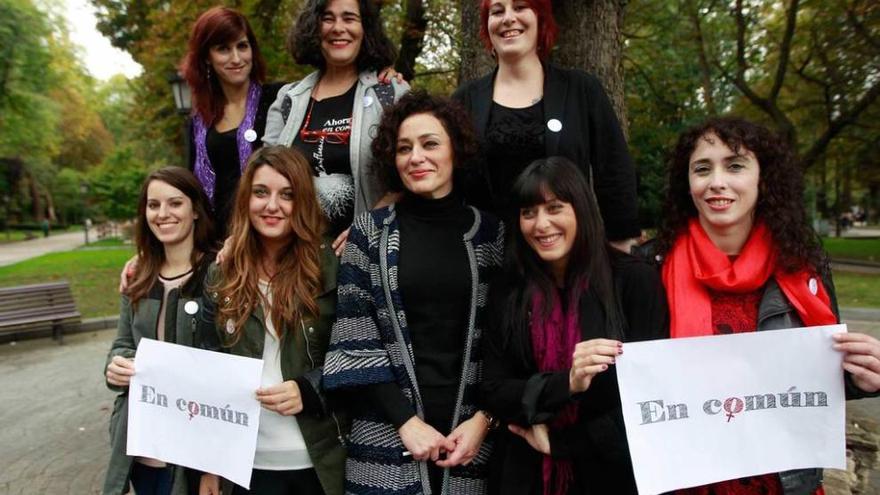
left=63, top=0, right=142, bottom=80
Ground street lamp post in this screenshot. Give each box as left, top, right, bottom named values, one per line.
left=167, top=73, right=193, bottom=167
left=2, top=194, right=9, bottom=241
left=80, top=183, right=89, bottom=245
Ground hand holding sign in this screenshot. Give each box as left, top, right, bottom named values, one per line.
left=569, top=338, right=622, bottom=394
left=106, top=355, right=135, bottom=387
left=256, top=380, right=303, bottom=416
left=199, top=473, right=220, bottom=495
left=834, top=332, right=880, bottom=393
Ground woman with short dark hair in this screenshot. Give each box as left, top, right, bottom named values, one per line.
left=482, top=157, right=667, bottom=495
left=324, top=91, right=503, bottom=494
left=655, top=117, right=880, bottom=494
left=264, top=0, right=408, bottom=252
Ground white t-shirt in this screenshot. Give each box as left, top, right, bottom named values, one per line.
left=253, top=280, right=313, bottom=470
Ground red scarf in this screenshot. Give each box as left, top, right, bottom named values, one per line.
left=530, top=287, right=581, bottom=495
left=662, top=219, right=836, bottom=338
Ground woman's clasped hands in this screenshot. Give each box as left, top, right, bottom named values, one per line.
left=399, top=411, right=491, bottom=467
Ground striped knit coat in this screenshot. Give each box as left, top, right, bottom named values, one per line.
left=323, top=204, right=504, bottom=495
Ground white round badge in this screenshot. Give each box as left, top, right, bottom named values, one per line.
left=244, top=129, right=258, bottom=143
left=363, top=95, right=374, bottom=108
left=547, top=119, right=563, bottom=133
left=808, top=277, right=818, bottom=296
left=225, top=319, right=236, bottom=334
left=184, top=300, right=199, bottom=315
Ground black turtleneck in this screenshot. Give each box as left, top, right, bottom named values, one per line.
left=398, top=191, right=473, bottom=434
left=361, top=191, right=474, bottom=435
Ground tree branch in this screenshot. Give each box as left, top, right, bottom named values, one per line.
left=801, top=80, right=880, bottom=169
left=769, top=0, right=800, bottom=101
left=686, top=0, right=717, bottom=114
left=394, top=0, right=427, bottom=81
left=846, top=0, right=880, bottom=51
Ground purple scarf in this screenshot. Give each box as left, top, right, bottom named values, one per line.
left=530, top=285, right=582, bottom=495
left=192, top=82, right=262, bottom=204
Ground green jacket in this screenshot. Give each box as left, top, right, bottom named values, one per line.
left=200, top=243, right=346, bottom=495
left=103, top=256, right=214, bottom=495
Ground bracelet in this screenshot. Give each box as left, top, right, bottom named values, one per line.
left=478, top=410, right=500, bottom=431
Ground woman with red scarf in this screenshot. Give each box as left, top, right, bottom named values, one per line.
left=482, top=157, right=668, bottom=495
left=654, top=117, right=880, bottom=495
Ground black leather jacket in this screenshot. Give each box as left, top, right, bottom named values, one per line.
left=636, top=242, right=877, bottom=495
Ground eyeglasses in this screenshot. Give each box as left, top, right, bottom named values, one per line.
left=299, top=99, right=352, bottom=145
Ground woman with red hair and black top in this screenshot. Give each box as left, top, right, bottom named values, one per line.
left=180, top=6, right=284, bottom=240
left=482, top=157, right=667, bottom=495
left=453, top=0, right=640, bottom=252
left=653, top=117, right=880, bottom=494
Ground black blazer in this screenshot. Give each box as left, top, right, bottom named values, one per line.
left=481, top=251, right=669, bottom=495
left=453, top=64, right=640, bottom=242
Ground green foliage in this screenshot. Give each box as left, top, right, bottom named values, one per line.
left=1, top=0, right=118, bottom=228
left=623, top=0, right=880, bottom=227
left=0, top=246, right=134, bottom=317
left=833, top=271, right=880, bottom=309
left=0, top=0, right=62, bottom=164
left=86, top=146, right=147, bottom=221
left=822, top=237, right=880, bottom=263
left=51, top=168, right=86, bottom=226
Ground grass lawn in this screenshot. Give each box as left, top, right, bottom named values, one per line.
left=822, top=237, right=880, bottom=263
left=833, top=272, right=880, bottom=309
left=0, top=246, right=133, bottom=318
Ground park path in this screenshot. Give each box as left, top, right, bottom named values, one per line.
left=0, top=323, right=878, bottom=494
left=0, top=229, right=96, bottom=268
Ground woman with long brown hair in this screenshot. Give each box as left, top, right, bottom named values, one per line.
left=198, top=146, right=345, bottom=495
left=103, top=167, right=215, bottom=495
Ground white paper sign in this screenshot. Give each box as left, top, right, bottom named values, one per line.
left=128, top=339, right=263, bottom=489
left=616, top=325, right=847, bottom=495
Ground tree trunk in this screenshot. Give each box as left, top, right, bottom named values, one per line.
left=551, top=0, right=628, bottom=133
left=395, top=0, right=428, bottom=81
left=458, top=0, right=628, bottom=132
left=458, top=0, right=494, bottom=86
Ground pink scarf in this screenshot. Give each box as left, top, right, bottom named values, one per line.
left=530, top=286, right=582, bottom=495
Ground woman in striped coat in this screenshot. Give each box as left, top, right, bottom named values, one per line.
left=323, top=91, right=504, bottom=495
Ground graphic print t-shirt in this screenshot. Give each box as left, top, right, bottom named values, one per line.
left=293, top=83, right=357, bottom=237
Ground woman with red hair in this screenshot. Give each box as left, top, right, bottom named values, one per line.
left=453, top=0, right=640, bottom=252
left=180, top=6, right=284, bottom=240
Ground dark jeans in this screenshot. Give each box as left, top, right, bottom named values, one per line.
left=232, top=468, right=324, bottom=495
left=130, top=462, right=173, bottom=495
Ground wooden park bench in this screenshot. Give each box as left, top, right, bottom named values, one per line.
left=0, top=281, right=81, bottom=343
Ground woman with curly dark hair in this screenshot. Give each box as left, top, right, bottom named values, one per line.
left=323, top=91, right=504, bottom=494
left=263, top=0, right=408, bottom=255
left=655, top=117, right=880, bottom=495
